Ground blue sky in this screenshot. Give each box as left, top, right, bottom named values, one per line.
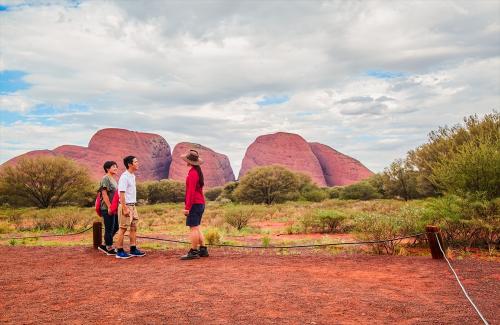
left=0, top=0, right=499, bottom=174
left=0, top=70, right=31, bottom=94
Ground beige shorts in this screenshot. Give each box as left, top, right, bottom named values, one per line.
left=118, top=204, right=139, bottom=229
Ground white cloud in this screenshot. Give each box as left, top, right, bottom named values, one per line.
left=0, top=0, right=499, bottom=175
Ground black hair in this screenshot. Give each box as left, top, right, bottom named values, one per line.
left=123, top=155, right=136, bottom=170
left=193, top=165, right=204, bottom=188
left=103, top=161, right=117, bottom=173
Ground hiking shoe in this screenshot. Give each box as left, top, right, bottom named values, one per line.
left=98, top=245, right=108, bottom=255
left=106, top=248, right=117, bottom=256
left=115, top=250, right=131, bottom=259
left=130, top=248, right=146, bottom=257
left=199, top=246, right=209, bottom=257
left=180, top=249, right=200, bottom=260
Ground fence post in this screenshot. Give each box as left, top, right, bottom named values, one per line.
left=93, top=221, right=102, bottom=249
left=426, top=225, right=444, bottom=259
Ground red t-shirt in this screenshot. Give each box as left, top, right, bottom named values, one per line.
left=184, top=167, right=205, bottom=211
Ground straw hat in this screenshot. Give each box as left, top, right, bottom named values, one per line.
left=181, top=149, right=204, bottom=166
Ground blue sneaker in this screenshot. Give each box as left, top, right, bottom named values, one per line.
left=130, top=248, right=146, bottom=257
left=115, top=250, right=131, bottom=259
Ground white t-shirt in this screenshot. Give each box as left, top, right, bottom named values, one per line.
left=118, top=170, right=136, bottom=204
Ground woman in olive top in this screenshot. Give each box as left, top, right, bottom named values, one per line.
left=98, top=161, right=119, bottom=255
left=180, top=149, right=209, bottom=260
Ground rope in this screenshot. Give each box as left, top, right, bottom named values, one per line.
left=0, top=226, right=93, bottom=240
left=434, top=233, right=489, bottom=325
left=136, top=232, right=425, bottom=249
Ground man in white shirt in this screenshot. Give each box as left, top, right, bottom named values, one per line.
left=115, top=155, right=146, bottom=259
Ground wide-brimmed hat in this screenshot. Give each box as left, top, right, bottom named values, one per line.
left=181, top=149, right=204, bottom=166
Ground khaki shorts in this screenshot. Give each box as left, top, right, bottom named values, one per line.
left=118, top=204, right=139, bottom=229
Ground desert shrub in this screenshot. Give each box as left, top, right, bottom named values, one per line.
left=234, top=166, right=300, bottom=204
left=51, top=213, right=80, bottom=231
left=423, top=195, right=500, bottom=249
left=0, top=156, right=93, bottom=208
left=301, top=210, right=347, bottom=233
left=317, top=210, right=347, bottom=233
left=302, top=189, right=328, bottom=202
left=137, top=181, right=154, bottom=202
left=205, top=187, right=223, bottom=201
left=224, top=205, right=255, bottom=230
left=325, top=187, right=343, bottom=199
left=218, top=182, right=239, bottom=202
left=353, top=207, right=423, bottom=254
left=33, top=216, right=52, bottom=231
left=0, top=221, right=14, bottom=234
left=204, top=227, right=221, bottom=245
left=147, top=180, right=185, bottom=203
left=340, top=182, right=381, bottom=200
left=285, top=222, right=302, bottom=234
left=294, top=173, right=328, bottom=202
left=261, top=235, right=271, bottom=247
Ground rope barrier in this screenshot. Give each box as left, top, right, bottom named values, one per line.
left=0, top=227, right=424, bottom=248
left=434, top=233, right=489, bottom=325
left=136, top=232, right=426, bottom=249
left=0, top=226, right=93, bottom=240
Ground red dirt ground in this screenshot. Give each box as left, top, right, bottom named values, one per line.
left=1, top=246, right=498, bottom=325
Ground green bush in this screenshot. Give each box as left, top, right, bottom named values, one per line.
left=219, top=181, right=239, bottom=202
left=431, top=140, right=500, bottom=199
left=204, top=227, right=221, bottom=245
left=137, top=181, right=154, bottom=202
left=423, top=195, right=500, bottom=249
left=325, top=187, right=343, bottom=199
left=0, top=221, right=13, bottom=234
left=234, top=166, right=300, bottom=204
left=205, top=187, right=223, bottom=201
left=300, top=210, right=347, bottom=233
left=147, top=180, right=185, bottom=203
left=353, top=207, right=423, bottom=254
left=261, top=235, right=271, bottom=247
left=340, top=182, right=381, bottom=200
left=224, top=205, right=255, bottom=230
left=303, top=189, right=328, bottom=202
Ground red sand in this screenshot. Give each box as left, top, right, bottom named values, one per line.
left=1, top=246, right=498, bottom=324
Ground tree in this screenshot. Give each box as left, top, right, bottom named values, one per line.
left=383, top=159, right=419, bottom=200
left=431, top=138, right=500, bottom=199
left=408, top=111, right=499, bottom=197
left=295, top=172, right=328, bottom=202
left=366, top=173, right=387, bottom=198
left=204, top=186, right=223, bottom=201
left=339, top=181, right=381, bottom=200
left=234, top=165, right=300, bottom=204
left=0, top=156, right=93, bottom=208
left=147, top=180, right=185, bottom=203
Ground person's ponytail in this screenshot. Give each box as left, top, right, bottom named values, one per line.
left=193, top=165, right=204, bottom=188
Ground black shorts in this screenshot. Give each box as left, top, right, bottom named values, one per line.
left=186, top=204, right=205, bottom=227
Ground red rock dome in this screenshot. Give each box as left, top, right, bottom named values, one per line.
left=169, top=142, right=235, bottom=188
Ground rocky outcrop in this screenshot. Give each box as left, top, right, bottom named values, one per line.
left=239, top=132, right=327, bottom=186
left=2, top=128, right=171, bottom=181
left=309, top=142, right=373, bottom=186
left=169, top=142, right=235, bottom=188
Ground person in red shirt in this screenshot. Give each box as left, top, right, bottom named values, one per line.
left=180, top=149, right=209, bottom=260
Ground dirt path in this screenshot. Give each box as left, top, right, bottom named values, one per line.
left=0, top=247, right=498, bottom=324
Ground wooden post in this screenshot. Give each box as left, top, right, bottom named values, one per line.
left=93, top=221, right=102, bottom=249
left=426, top=225, right=444, bottom=259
